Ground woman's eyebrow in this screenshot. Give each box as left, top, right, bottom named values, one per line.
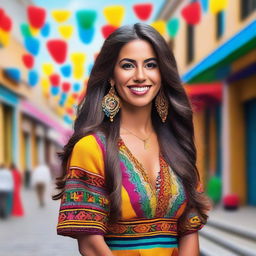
left=119, top=57, right=157, bottom=64
left=144, top=57, right=157, bottom=63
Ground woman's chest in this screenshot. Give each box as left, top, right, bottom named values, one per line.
left=118, top=141, right=187, bottom=220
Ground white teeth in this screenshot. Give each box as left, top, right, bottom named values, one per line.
left=129, top=86, right=150, bottom=92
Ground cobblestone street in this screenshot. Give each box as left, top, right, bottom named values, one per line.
left=0, top=188, right=79, bottom=256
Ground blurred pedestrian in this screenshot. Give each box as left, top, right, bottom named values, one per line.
left=10, top=163, right=24, bottom=217
left=32, top=164, right=51, bottom=207
left=24, top=169, right=31, bottom=189
left=0, top=164, right=14, bottom=219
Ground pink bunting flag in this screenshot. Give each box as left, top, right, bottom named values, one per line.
left=133, top=3, right=153, bottom=21
left=0, top=11, right=12, bottom=32
left=66, top=107, right=74, bottom=115
left=101, top=25, right=118, bottom=39
left=22, top=54, right=34, bottom=69
left=27, top=6, right=46, bottom=29
left=46, top=39, right=67, bottom=64
left=181, top=2, right=201, bottom=25
left=49, top=73, right=60, bottom=86
left=62, top=82, right=71, bottom=93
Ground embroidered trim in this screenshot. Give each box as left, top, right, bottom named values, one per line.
left=118, top=140, right=154, bottom=217
left=107, top=218, right=178, bottom=237
left=67, top=167, right=105, bottom=188
left=155, top=156, right=172, bottom=217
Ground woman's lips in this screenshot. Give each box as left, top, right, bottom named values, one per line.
left=128, top=86, right=151, bottom=95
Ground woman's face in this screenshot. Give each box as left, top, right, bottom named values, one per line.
left=110, top=39, right=161, bottom=109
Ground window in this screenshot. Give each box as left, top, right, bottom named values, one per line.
left=216, top=11, right=225, bottom=39
left=186, top=24, right=194, bottom=64
left=241, top=0, right=256, bottom=20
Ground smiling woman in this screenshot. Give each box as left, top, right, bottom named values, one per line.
left=53, top=23, right=210, bottom=256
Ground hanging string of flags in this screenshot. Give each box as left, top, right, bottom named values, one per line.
left=1, top=0, right=228, bottom=123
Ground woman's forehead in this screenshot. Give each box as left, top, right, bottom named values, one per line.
left=117, top=39, right=157, bottom=60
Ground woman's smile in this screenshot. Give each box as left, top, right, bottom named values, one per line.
left=127, top=85, right=151, bottom=95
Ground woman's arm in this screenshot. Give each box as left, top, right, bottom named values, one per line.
left=77, top=235, right=113, bottom=256
left=178, top=232, right=199, bottom=256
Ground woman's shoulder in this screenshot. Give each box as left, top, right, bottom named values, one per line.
left=73, top=131, right=106, bottom=156
left=70, top=132, right=106, bottom=176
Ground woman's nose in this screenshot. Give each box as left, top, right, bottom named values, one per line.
left=133, top=66, right=146, bottom=82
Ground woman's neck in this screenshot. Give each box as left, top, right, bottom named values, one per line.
left=120, top=102, right=154, bottom=136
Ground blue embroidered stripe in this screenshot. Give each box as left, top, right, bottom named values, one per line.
left=105, top=235, right=178, bottom=250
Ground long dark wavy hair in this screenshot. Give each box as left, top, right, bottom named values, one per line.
left=53, top=23, right=209, bottom=227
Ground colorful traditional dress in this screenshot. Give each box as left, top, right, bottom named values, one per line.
left=57, top=133, right=204, bottom=255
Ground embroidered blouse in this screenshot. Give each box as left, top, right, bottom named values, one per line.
left=57, top=133, right=204, bottom=255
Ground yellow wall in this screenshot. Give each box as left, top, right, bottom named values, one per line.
left=240, top=76, right=256, bottom=102
left=193, top=106, right=218, bottom=184
left=4, top=105, right=12, bottom=166
left=31, top=124, right=37, bottom=169
left=20, top=115, right=25, bottom=173
left=228, top=81, right=246, bottom=203
left=209, top=109, right=217, bottom=176
left=193, top=108, right=206, bottom=184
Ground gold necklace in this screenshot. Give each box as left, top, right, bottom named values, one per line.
left=121, top=127, right=153, bottom=150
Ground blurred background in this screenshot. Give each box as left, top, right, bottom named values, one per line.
left=0, top=0, right=255, bottom=255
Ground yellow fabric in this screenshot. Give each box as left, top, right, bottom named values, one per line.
left=112, top=247, right=179, bottom=256
left=69, top=135, right=105, bottom=177
left=121, top=186, right=137, bottom=219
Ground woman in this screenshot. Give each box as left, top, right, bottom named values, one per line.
left=54, top=23, right=210, bottom=256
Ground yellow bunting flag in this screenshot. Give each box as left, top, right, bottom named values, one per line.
left=55, top=105, right=65, bottom=116
left=58, top=25, right=74, bottom=39
left=29, top=25, right=40, bottom=36
left=150, top=20, right=166, bottom=36
left=66, top=94, right=76, bottom=107
left=42, top=63, right=54, bottom=75
left=70, top=52, right=86, bottom=65
left=209, top=0, right=228, bottom=14
left=73, top=66, right=84, bottom=80
left=70, top=53, right=86, bottom=79
left=41, top=77, right=50, bottom=98
left=103, top=5, right=125, bottom=27
left=51, top=10, right=71, bottom=23
left=0, top=29, right=10, bottom=46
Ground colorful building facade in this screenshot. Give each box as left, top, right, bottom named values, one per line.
left=158, top=0, right=256, bottom=205
left=0, top=34, right=71, bottom=178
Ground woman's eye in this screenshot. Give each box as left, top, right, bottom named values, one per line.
left=121, top=63, right=134, bottom=69
left=146, top=62, right=158, bottom=68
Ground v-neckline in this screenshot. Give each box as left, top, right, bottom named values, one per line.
left=118, top=137, right=162, bottom=194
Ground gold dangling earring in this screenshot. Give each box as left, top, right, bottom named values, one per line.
left=155, top=89, right=168, bottom=123
left=102, top=84, right=120, bottom=122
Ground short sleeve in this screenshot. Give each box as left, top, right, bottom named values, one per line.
left=57, top=134, right=109, bottom=238
left=178, top=182, right=205, bottom=237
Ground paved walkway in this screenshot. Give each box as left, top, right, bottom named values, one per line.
left=209, top=204, right=256, bottom=231
left=0, top=187, right=79, bottom=256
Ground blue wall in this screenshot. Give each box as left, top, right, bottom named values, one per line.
left=244, top=98, right=256, bottom=206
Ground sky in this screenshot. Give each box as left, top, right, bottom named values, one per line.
left=32, top=0, right=166, bottom=78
